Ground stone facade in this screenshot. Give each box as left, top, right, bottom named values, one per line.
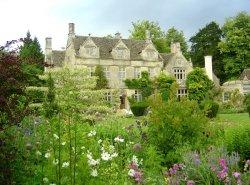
left=222, top=69, right=250, bottom=101
left=45, top=23, right=219, bottom=109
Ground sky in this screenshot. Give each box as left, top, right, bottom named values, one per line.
left=0, top=0, right=249, bottom=50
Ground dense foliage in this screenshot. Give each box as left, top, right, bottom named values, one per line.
left=0, top=40, right=29, bottom=128
left=218, top=12, right=250, bottom=80
left=129, top=20, right=167, bottom=53
left=165, top=27, right=189, bottom=58
left=190, top=22, right=224, bottom=82
left=186, top=67, right=214, bottom=102
left=148, top=93, right=209, bottom=165
left=94, top=65, right=108, bottom=89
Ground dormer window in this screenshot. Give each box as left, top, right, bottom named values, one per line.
left=112, top=40, right=130, bottom=60
left=141, top=44, right=158, bottom=61
left=85, top=45, right=96, bottom=56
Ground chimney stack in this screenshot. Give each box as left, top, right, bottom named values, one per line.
left=45, top=37, right=52, bottom=65
left=205, top=56, right=213, bottom=81
left=45, top=37, right=52, bottom=50
left=68, top=23, right=75, bottom=37
left=145, top=30, right=151, bottom=43
left=171, top=42, right=181, bottom=54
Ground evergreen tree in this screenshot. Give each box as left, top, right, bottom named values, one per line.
left=218, top=12, right=250, bottom=80
left=94, top=65, right=108, bottom=89
left=20, top=32, right=44, bottom=69
left=190, top=22, right=224, bottom=82
left=19, top=32, right=45, bottom=86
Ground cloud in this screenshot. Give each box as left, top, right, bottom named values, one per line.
left=0, top=0, right=249, bottom=51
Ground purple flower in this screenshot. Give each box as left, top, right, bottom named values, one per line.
left=187, top=180, right=195, bottom=185
left=134, top=170, right=143, bottom=183
left=233, top=172, right=240, bottom=178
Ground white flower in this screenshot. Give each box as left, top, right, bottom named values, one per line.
left=45, top=152, right=51, bottom=158
left=91, top=169, right=98, bottom=177
left=62, top=162, right=69, bottom=168
left=61, top=142, right=66, bottom=146
left=81, top=146, right=85, bottom=150
left=132, top=155, right=139, bottom=166
left=111, top=152, right=118, bottom=158
left=114, top=136, right=124, bottom=143
left=101, top=151, right=111, bottom=161
left=98, top=139, right=102, bottom=144
left=49, top=184, right=56, bottom=185
left=53, top=159, right=59, bottom=165
left=43, top=177, right=49, bottom=182
left=36, top=151, right=42, bottom=156
left=87, top=130, right=96, bottom=137
left=128, top=169, right=135, bottom=177
left=53, top=134, right=59, bottom=140
left=88, top=158, right=100, bottom=166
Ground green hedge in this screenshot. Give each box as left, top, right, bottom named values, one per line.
left=130, top=101, right=149, bottom=116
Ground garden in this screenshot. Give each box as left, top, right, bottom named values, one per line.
left=1, top=64, right=249, bottom=185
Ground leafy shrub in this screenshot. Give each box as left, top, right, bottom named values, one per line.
left=148, top=93, right=208, bottom=165
left=225, top=122, right=250, bottom=161
left=26, top=88, right=45, bottom=103
left=130, top=101, right=149, bottom=116
left=200, top=100, right=219, bottom=118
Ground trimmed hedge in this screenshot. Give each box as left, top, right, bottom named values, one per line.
left=130, top=101, right=149, bottom=116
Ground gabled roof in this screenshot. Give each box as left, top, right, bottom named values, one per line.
left=159, top=53, right=174, bottom=67
left=240, top=68, right=250, bottom=80
left=73, top=36, right=162, bottom=61
left=52, top=50, right=65, bottom=67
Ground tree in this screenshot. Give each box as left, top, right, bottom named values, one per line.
left=0, top=40, right=28, bottom=128
left=129, top=20, right=168, bottom=53
left=19, top=31, right=45, bottom=86
left=20, top=31, right=44, bottom=69
left=165, top=27, right=189, bottom=58
left=94, top=65, right=108, bottom=89
left=186, top=68, right=214, bottom=102
left=218, top=12, right=250, bottom=80
left=189, top=22, right=224, bottom=82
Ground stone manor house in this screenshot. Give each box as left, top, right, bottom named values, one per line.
left=45, top=23, right=218, bottom=110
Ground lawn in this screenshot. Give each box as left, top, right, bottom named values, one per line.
left=218, top=113, right=249, bottom=125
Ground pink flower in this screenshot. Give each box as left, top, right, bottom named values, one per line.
left=187, top=180, right=195, bottom=185
left=233, top=172, right=240, bottom=178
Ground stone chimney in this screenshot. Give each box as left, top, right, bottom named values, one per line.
left=68, top=23, right=75, bottom=37
left=45, top=37, right=52, bottom=65
left=205, top=56, right=213, bottom=81
left=115, top=32, right=121, bottom=39
left=171, top=42, right=181, bottom=54
left=145, top=30, right=151, bottom=43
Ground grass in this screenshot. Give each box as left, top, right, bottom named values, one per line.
left=217, top=113, right=249, bottom=125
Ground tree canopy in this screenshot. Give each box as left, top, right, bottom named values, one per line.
left=129, top=20, right=167, bottom=53
left=218, top=12, right=250, bottom=80
left=189, top=22, right=224, bottom=82
left=165, top=27, right=189, bottom=58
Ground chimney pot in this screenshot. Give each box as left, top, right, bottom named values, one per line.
left=115, top=32, right=121, bottom=39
